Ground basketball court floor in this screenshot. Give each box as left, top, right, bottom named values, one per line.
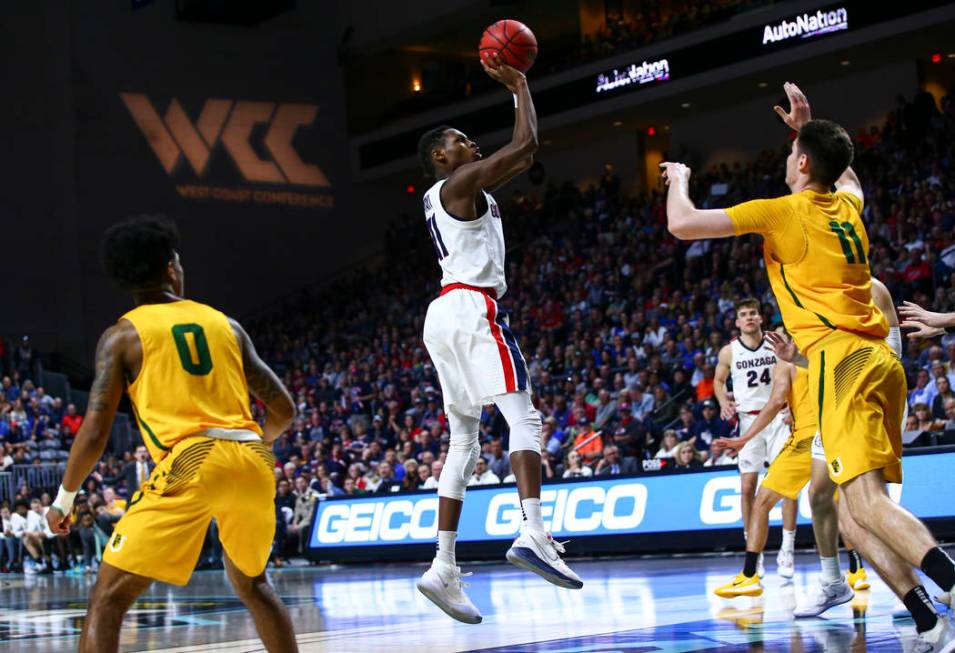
left=0, top=551, right=944, bottom=652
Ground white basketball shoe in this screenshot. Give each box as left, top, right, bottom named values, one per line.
left=416, top=559, right=482, bottom=624
left=505, top=524, right=583, bottom=589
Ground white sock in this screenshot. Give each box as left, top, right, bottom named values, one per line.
left=782, top=529, right=796, bottom=553
left=521, top=498, right=544, bottom=531
left=820, top=555, right=842, bottom=585
left=436, top=530, right=457, bottom=566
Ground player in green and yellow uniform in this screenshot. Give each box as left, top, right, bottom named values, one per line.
left=45, top=216, right=299, bottom=653
left=660, top=83, right=955, bottom=651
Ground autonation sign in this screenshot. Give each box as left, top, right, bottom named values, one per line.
left=309, top=452, right=953, bottom=548
left=595, top=59, right=670, bottom=94
left=762, top=7, right=848, bottom=45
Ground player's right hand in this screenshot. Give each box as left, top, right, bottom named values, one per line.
left=46, top=506, right=72, bottom=536
left=481, top=52, right=526, bottom=92
left=713, top=438, right=742, bottom=456
left=719, top=400, right=736, bottom=421
left=773, top=81, right=811, bottom=131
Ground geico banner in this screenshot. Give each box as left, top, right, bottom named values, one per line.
left=309, top=451, right=955, bottom=548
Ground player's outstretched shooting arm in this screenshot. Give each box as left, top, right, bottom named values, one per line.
left=47, top=323, right=138, bottom=535
left=443, top=53, right=538, bottom=207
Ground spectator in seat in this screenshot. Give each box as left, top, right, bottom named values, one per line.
left=484, top=437, right=511, bottom=481
left=594, top=445, right=637, bottom=476
left=571, top=417, right=603, bottom=465
left=416, top=462, right=432, bottom=488
left=695, top=364, right=717, bottom=401
left=122, top=445, right=153, bottom=495
left=401, top=459, right=420, bottom=492
left=288, top=477, right=316, bottom=555
left=594, top=389, right=617, bottom=430
left=374, top=461, right=399, bottom=494
left=691, top=399, right=730, bottom=457
left=422, top=460, right=442, bottom=489
left=944, top=398, right=955, bottom=431
left=673, top=442, right=704, bottom=469
left=654, top=429, right=681, bottom=459
left=909, top=369, right=935, bottom=408
left=912, top=403, right=946, bottom=434
left=562, top=450, right=593, bottom=478
left=61, top=403, right=83, bottom=437
left=932, top=376, right=954, bottom=419
left=467, top=458, right=500, bottom=486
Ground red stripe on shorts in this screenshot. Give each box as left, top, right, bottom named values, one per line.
left=483, top=294, right=516, bottom=393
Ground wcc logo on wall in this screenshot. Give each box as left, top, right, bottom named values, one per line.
left=121, top=93, right=334, bottom=209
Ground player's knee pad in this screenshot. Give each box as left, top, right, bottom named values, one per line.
left=508, top=407, right=542, bottom=454
left=438, top=435, right=480, bottom=501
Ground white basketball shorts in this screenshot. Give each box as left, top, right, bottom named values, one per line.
left=737, top=411, right=790, bottom=474
left=423, top=284, right=530, bottom=412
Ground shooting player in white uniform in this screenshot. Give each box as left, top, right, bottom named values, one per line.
left=413, top=53, right=581, bottom=626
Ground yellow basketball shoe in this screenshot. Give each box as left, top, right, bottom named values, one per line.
left=715, top=572, right=763, bottom=598
left=846, top=567, right=870, bottom=591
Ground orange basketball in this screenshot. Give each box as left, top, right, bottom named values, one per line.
left=479, top=20, right=538, bottom=73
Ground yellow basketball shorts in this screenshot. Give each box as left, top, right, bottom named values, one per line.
left=759, top=427, right=814, bottom=500
left=103, top=435, right=276, bottom=586
left=808, top=330, right=905, bottom=486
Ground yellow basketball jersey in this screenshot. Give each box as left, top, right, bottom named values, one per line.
left=120, top=300, right=262, bottom=461
left=788, top=366, right=815, bottom=438
left=727, top=190, right=888, bottom=355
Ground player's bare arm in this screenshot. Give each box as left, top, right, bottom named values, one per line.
left=47, top=321, right=137, bottom=535
left=441, top=54, right=538, bottom=217
left=659, top=162, right=734, bottom=240
left=713, top=344, right=735, bottom=420
left=230, top=318, right=296, bottom=444
left=716, top=362, right=792, bottom=454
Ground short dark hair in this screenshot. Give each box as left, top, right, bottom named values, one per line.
left=796, top=119, right=853, bottom=187
left=417, top=125, right=452, bottom=178
left=102, top=215, right=180, bottom=290
left=735, top=298, right=760, bottom=313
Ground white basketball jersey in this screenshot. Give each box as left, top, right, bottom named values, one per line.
left=730, top=336, right=777, bottom=412
left=423, top=179, right=507, bottom=298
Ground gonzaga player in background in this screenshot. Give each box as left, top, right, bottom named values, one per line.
left=414, top=53, right=581, bottom=624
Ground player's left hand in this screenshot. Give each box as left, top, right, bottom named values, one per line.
left=901, top=319, right=946, bottom=340
left=773, top=81, right=812, bottom=131
left=765, top=331, right=798, bottom=362
left=659, top=162, right=691, bottom=187
left=46, top=506, right=72, bottom=536
left=898, top=301, right=952, bottom=329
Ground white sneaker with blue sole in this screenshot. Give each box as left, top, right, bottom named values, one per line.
left=505, top=525, right=583, bottom=589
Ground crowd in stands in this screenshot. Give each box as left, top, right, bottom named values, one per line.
left=2, top=88, right=954, bottom=570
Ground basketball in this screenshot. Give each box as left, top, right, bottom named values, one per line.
left=479, top=20, right=538, bottom=73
